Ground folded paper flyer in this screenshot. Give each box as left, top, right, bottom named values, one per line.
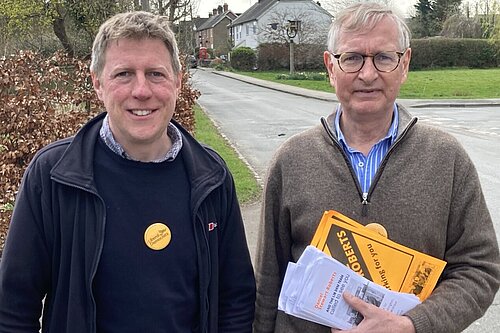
left=279, top=246, right=421, bottom=329
left=311, top=210, right=446, bottom=301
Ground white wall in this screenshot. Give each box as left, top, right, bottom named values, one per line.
left=233, top=1, right=332, bottom=50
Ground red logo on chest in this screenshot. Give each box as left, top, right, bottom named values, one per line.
left=208, top=222, right=218, bottom=231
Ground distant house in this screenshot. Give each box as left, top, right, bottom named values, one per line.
left=230, top=0, right=333, bottom=49
left=176, top=16, right=207, bottom=55
left=195, top=3, right=238, bottom=56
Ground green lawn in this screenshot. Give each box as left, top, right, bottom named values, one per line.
left=234, top=68, right=500, bottom=99
left=193, top=105, right=261, bottom=204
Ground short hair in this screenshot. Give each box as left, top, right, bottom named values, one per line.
left=327, top=2, right=411, bottom=53
left=90, top=11, right=181, bottom=77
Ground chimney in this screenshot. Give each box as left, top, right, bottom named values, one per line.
left=223, top=3, right=228, bottom=12
left=217, top=5, right=223, bottom=14
left=213, top=8, right=217, bottom=16
left=209, top=12, right=212, bottom=17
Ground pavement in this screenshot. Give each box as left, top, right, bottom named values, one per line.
left=200, top=68, right=500, bottom=262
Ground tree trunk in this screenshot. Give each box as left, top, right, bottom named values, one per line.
left=169, top=0, right=178, bottom=22
left=52, top=16, right=74, bottom=57
left=141, top=0, right=150, bottom=11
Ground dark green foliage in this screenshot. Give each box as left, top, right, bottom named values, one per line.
left=410, top=38, right=500, bottom=69
left=411, top=0, right=464, bottom=37
left=230, top=47, right=257, bottom=71
left=412, top=0, right=438, bottom=37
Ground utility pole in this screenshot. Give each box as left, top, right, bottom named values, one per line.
left=289, top=40, right=295, bottom=74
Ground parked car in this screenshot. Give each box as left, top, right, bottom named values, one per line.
left=187, top=55, right=197, bottom=68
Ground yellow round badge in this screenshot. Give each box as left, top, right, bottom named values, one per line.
left=144, top=223, right=171, bottom=250
left=365, top=223, right=388, bottom=238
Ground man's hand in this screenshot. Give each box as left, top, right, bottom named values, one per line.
left=330, top=293, right=416, bottom=333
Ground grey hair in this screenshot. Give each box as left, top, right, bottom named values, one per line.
left=90, top=11, right=181, bottom=77
left=327, top=2, right=411, bottom=53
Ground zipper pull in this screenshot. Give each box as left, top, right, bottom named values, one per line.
left=362, top=192, right=369, bottom=216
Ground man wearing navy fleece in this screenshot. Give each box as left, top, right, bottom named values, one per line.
left=0, top=11, right=255, bottom=333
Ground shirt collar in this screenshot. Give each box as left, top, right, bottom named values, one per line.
left=99, top=113, right=183, bottom=163
left=335, top=103, right=399, bottom=149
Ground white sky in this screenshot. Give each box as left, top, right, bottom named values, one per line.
left=195, top=1, right=419, bottom=18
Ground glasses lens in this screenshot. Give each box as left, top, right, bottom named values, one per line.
left=339, top=53, right=364, bottom=72
left=374, top=52, right=400, bottom=72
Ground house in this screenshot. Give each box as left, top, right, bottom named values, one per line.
left=195, top=3, right=238, bottom=56
left=230, top=0, right=333, bottom=49
left=175, top=16, right=207, bottom=55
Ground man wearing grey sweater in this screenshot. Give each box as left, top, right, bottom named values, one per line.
left=253, top=3, right=500, bottom=333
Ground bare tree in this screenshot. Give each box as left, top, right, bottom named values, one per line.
left=258, top=7, right=330, bottom=45
left=441, top=13, right=483, bottom=37
left=258, top=6, right=331, bottom=73
left=321, top=0, right=394, bottom=15
left=130, top=0, right=200, bottom=22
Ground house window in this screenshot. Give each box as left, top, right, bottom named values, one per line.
left=246, top=24, right=249, bottom=36
left=253, top=22, right=257, bottom=34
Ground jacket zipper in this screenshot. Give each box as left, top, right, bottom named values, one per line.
left=50, top=176, right=106, bottom=333
left=321, top=116, right=418, bottom=217
left=192, top=171, right=226, bottom=332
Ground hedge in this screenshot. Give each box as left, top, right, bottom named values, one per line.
left=410, top=38, right=500, bottom=70
left=252, top=39, right=499, bottom=71
left=0, top=51, right=199, bottom=255
left=257, top=43, right=325, bottom=71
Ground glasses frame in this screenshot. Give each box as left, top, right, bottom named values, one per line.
left=331, top=50, right=407, bottom=73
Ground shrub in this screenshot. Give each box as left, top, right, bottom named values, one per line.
left=410, top=38, right=499, bottom=70
left=257, top=43, right=326, bottom=71
left=230, top=47, right=257, bottom=71
left=258, top=43, right=289, bottom=70
left=0, top=51, right=199, bottom=254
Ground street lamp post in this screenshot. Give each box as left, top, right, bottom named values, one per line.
left=286, top=20, right=300, bottom=75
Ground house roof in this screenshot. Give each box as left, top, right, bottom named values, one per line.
left=197, top=10, right=237, bottom=31
left=231, top=0, right=276, bottom=25
left=193, top=17, right=208, bottom=30
left=231, top=0, right=331, bottom=26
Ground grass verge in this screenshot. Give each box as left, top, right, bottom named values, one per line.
left=193, top=104, right=261, bottom=204
left=234, top=68, right=500, bottom=99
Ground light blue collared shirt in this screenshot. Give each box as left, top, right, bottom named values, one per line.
left=99, top=114, right=183, bottom=163
left=335, top=104, right=399, bottom=195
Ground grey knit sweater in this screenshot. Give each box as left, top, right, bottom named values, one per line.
left=254, top=105, right=500, bottom=333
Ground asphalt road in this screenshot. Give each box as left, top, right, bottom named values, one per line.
left=190, top=68, right=500, bottom=332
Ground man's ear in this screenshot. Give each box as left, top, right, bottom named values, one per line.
left=323, top=51, right=337, bottom=88
left=91, top=72, right=103, bottom=101
left=400, top=48, right=412, bottom=84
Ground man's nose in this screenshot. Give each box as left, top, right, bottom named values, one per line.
left=358, top=56, right=379, bottom=82
left=132, top=74, right=153, bottom=99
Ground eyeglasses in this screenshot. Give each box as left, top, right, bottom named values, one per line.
left=331, top=51, right=406, bottom=73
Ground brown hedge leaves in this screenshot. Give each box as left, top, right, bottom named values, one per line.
left=0, top=51, right=199, bottom=254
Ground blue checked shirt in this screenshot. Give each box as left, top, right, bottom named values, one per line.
left=335, top=104, right=399, bottom=196
left=99, top=114, right=183, bottom=163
